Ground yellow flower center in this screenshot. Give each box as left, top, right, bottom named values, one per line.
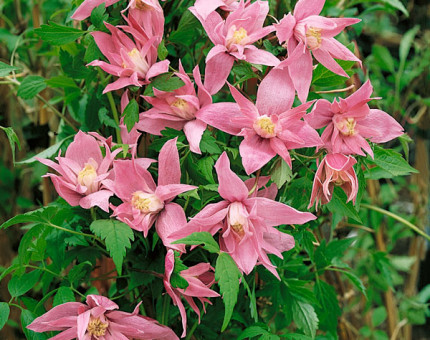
left=254, top=116, right=276, bottom=138
left=339, top=118, right=356, bottom=136
left=87, top=318, right=109, bottom=337
left=231, top=223, right=245, bottom=237
left=77, top=164, right=98, bottom=192
left=306, top=27, right=322, bottom=50
left=231, top=27, right=249, bottom=45
left=131, top=191, right=164, bottom=214
left=171, top=98, right=188, bottom=110
left=124, top=48, right=150, bottom=75
left=135, top=0, right=153, bottom=10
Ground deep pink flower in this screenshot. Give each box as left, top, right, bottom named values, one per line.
left=190, top=0, right=280, bottom=95
left=305, top=80, right=404, bottom=157
left=88, top=20, right=169, bottom=93
left=27, top=294, right=178, bottom=340
left=274, top=0, right=361, bottom=102
left=198, top=83, right=322, bottom=174
left=107, top=138, right=196, bottom=251
left=309, top=153, right=358, bottom=209
left=37, top=131, right=121, bottom=212
left=135, top=63, right=229, bottom=154
left=173, top=152, right=316, bottom=277
left=164, top=250, right=219, bottom=337
left=193, top=0, right=239, bottom=19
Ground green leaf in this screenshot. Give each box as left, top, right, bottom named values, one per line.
left=0, top=61, right=19, bottom=77
left=170, top=273, right=189, bottom=290
left=200, top=130, right=221, bottom=154
left=314, top=281, right=341, bottom=334
left=157, top=39, right=168, bottom=60
left=17, top=75, right=47, bottom=99
left=98, top=107, right=119, bottom=129
left=17, top=135, right=73, bottom=164
left=238, top=325, right=280, bottom=340
left=271, top=158, right=292, bottom=189
left=90, top=4, right=108, bottom=29
left=53, top=287, right=76, bottom=306
left=372, top=306, right=387, bottom=327
left=143, top=73, right=185, bottom=96
left=399, top=26, right=419, bottom=65
left=196, top=157, right=215, bottom=184
left=344, top=271, right=367, bottom=298
left=0, top=303, right=10, bottom=331
left=68, top=261, right=92, bottom=285
left=291, top=300, right=318, bottom=339
left=326, top=187, right=362, bottom=225
left=172, top=232, right=220, bottom=254
left=45, top=76, right=79, bottom=89
left=215, top=252, right=241, bottom=331
left=35, top=22, right=85, bottom=45
left=1, top=206, right=58, bottom=229
left=90, top=220, right=135, bottom=275
left=123, top=99, right=139, bottom=132
left=0, top=126, right=21, bottom=163
left=8, top=270, right=41, bottom=297
left=382, top=0, right=409, bottom=17
left=372, top=45, right=395, bottom=73
left=21, top=309, right=48, bottom=340
left=369, top=146, right=418, bottom=177
left=231, top=61, right=259, bottom=85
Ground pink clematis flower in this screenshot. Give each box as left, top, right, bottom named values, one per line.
left=37, top=131, right=121, bottom=212
left=173, top=152, right=316, bottom=277
left=198, top=83, right=322, bottom=174
left=88, top=20, right=169, bottom=93
left=305, top=80, right=404, bottom=157
left=193, top=0, right=239, bottom=20
left=274, top=0, right=361, bottom=103
left=108, top=138, right=196, bottom=251
left=190, top=0, right=280, bottom=95
left=136, top=63, right=231, bottom=154
left=308, top=153, right=358, bottom=209
left=164, top=250, right=220, bottom=337
left=27, top=294, right=179, bottom=339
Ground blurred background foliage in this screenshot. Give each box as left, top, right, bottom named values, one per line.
left=0, top=0, right=429, bottom=339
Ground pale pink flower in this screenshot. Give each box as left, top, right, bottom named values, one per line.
left=135, top=63, right=228, bottom=154
left=274, top=0, right=361, bottom=102
left=37, top=131, right=122, bottom=212
left=193, top=0, right=239, bottom=19
left=173, top=152, right=316, bottom=278
left=197, top=83, right=322, bottom=174
left=27, top=294, right=178, bottom=340
left=305, top=80, right=404, bottom=157
left=107, top=138, right=196, bottom=251
left=308, top=153, right=358, bottom=209
left=164, top=250, right=220, bottom=337
left=190, top=0, right=280, bottom=95
left=88, top=20, right=169, bottom=93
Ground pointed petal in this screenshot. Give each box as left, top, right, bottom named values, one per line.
left=288, top=45, right=313, bottom=103
left=158, top=137, right=180, bottom=186
left=156, top=203, right=187, bottom=252
left=240, top=134, right=276, bottom=175
left=313, top=48, right=349, bottom=78
left=196, top=102, right=245, bottom=135
left=204, top=53, right=235, bottom=95
left=293, top=0, right=325, bottom=21
left=215, top=152, right=249, bottom=202
left=183, top=119, right=207, bottom=154
left=358, top=109, right=404, bottom=143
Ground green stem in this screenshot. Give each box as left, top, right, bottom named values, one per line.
left=185, top=319, right=199, bottom=340
left=36, top=94, right=78, bottom=132
left=91, top=207, right=97, bottom=221
left=46, top=222, right=102, bottom=243
left=361, top=203, right=430, bottom=242
left=9, top=303, right=23, bottom=311
left=25, top=264, right=60, bottom=277
left=161, top=294, right=170, bottom=325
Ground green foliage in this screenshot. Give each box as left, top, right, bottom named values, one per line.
left=0, top=61, right=20, bottom=76
left=0, top=303, right=10, bottom=331
left=172, top=232, right=220, bottom=254
left=17, top=76, right=47, bottom=100
left=35, top=22, right=85, bottom=45
left=123, top=99, right=140, bottom=132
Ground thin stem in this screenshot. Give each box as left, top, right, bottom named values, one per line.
left=46, top=222, right=102, bottom=243
left=315, top=84, right=355, bottom=94
left=360, top=204, right=430, bottom=242
left=161, top=294, right=170, bottom=325
left=36, top=94, right=79, bottom=132
left=25, top=264, right=60, bottom=277
left=185, top=318, right=199, bottom=340
left=248, top=170, right=261, bottom=196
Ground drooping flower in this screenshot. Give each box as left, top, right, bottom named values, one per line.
left=164, top=250, right=220, bottom=337
left=173, top=152, right=316, bottom=277
left=88, top=20, right=169, bottom=93
left=190, top=0, right=280, bottom=95
left=274, top=0, right=361, bottom=102
left=308, top=153, right=358, bottom=209
left=198, top=82, right=322, bottom=174
left=27, top=294, right=179, bottom=340
left=37, top=131, right=122, bottom=212
left=305, top=80, right=404, bottom=157
left=136, top=63, right=232, bottom=154
left=193, top=0, right=239, bottom=20
left=107, top=138, right=196, bottom=251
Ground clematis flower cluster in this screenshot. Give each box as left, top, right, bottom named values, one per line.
left=33, top=0, right=408, bottom=337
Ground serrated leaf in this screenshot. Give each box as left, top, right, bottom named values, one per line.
left=1, top=206, right=58, bottom=229
left=68, top=261, right=92, bottom=286
left=271, top=158, right=292, bottom=189
left=196, top=157, right=215, bottom=184
left=8, top=270, right=41, bottom=297
left=369, top=146, right=418, bottom=177
left=17, top=75, right=47, bottom=99
left=170, top=272, right=189, bottom=290
left=314, top=281, right=341, bottom=334
left=0, top=303, right=10, bottom=331
left=143, top=73, right=185, bottom=96
left=172, top=232, right=220, bottom=254
left=343, top=271, right=367, bottom=298
left=200, top=130, right=221, bottom=154
left=0, top=126, right=21, bottom=163
left=123, top=99, right=139, bottom=132
left=53, top=287, right=76, bottom=306
left=291, top=300, right=318, bottom=339
left=90, top=220, right=135, bottom=275
left=45, top=76, right=79, bottom=89
left=0, top=61, right=20, bottom=77
left=98, top=107, right=119, bottom=129
left=90, top=4, right=108, bottom=29
left=35, top=22, right=85, bottom=45
left=326, top=187, right=362, bottom=224
left=215, top=252, right=241, bottom=331
left=238, top=326, right=278, bottom=340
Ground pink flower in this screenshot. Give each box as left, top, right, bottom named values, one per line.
left=163, top=250, right=219, bottom=337
left=37, top=131, right=121, bottom=212
left=198, top=83, right=322, bottom=174
left=305, top=80, right=404, bottom=157
left=174, top=152, right=316, bottom=278
left=27, top=294, right=179, bottom=339
left=309, top=153, right=358, bottom=209
left=88, top=20, right=169, bottom=93
left=193, top=0, right=239, bottom=20
left=136, top=63, right=225, bottom=154
left=274, top=0, right=361, bottom=102
left=107, top=138, right=196, bottom=251
left=190, top=0, right=280, bottom=95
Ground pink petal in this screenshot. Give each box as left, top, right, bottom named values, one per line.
left=103, top=74, right=142, bottom=93
left=288, top=45, right=313, bottom=104
left=312, top=48, right=348, bottom=78
left=196, top=102, right=245, bottom=135
left=158, top=137, right=180, bottom=186
left=79, top=189, right=113, bottom=212
left=269, top=138, right=292, bottom=168
left=244, top=47, right=280, bottom=67
left=204, top=52, right=235, bottom=95
left=146, top=60, right=170, bottom=81
left=239, top=133, right=276, bottom=175
left=227, top=83, right=259, bottom=120
left=27, top=303, right=83, bottom=332
left=156, top=203, right=187, bottom=252
left=293, top=0, right=325, bottom=21
left=193, top=0, right=227, bottom=20
left=72, top=0, right=118, bottom=20
left=155, top=184, right=197, bottom=202
left=305, top=99, right=333, bottom=129
left=183, top=119, right=207, bottom=154
left=275, top=13, right=296, bottom=44
left=358, top=109, right=404, bottom=143
left=66, top=131, right=103, bottom=168
left=215, top=152, right=249, bottom=202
